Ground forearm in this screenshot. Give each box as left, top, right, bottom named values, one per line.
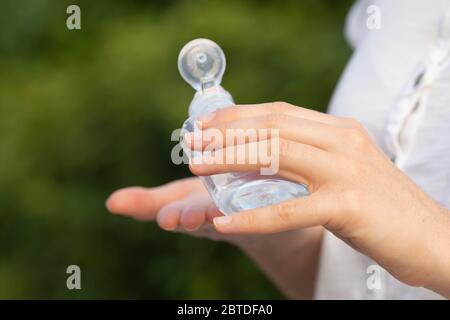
left=236, top=227, right=323, bottom=299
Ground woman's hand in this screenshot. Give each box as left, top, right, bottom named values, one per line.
left=186, top=101, right=450, bottom=297
left=106, top=176, right=323, bottom=299
left=105, top=175, right=315, bottom=251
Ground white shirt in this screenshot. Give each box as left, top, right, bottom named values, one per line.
left=315, top=0, right=450, bottom=299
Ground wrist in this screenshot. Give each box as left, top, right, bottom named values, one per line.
left=421, top=206, right=450, bottom=298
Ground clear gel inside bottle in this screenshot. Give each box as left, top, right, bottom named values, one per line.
left=178, top=38, right=309, bottom=215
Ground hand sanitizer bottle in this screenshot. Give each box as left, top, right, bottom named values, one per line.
left=178, top=39, right=308, bottom=215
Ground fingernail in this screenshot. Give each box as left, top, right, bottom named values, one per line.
left=196, top=112, right=216, bottom=128
left=184, top=226, right=200, bottom=232
left=160, top=225, right=177, bottom=232
left=213, top=215, right=232, bottom=228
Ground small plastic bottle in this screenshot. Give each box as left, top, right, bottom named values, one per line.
left=178, top=39, right=308, bottom=214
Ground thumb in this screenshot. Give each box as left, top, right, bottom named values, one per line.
left=212, top=192, right=331, bottom=234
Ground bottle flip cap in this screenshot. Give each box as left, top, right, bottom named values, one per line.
left=178, top=38, right=226, bottom=92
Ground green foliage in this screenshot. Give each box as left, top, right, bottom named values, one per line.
left=0, top=0, right=352, bottom=298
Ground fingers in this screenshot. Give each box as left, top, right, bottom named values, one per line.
left=189, top=138, right=332, bottom=185
left=106, top=177, right=221, bottom=233
left=156, top=200, right=183, bottom=230
left=106, top=177, right=203, bottom=220
left=197, top=102, right=343, bottom=128
left=212, top=191, right=333, bottom=234
left=185, top=114, right=341, bottom=152
left=157, top=194, right=211, bottom=231
left=179, top=196, right=212, bottom=231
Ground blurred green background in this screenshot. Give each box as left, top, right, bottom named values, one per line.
left=0, top=0, right=352, bottom=298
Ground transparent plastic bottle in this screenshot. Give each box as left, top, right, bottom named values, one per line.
left=178, top=39, right=308, bottom=215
